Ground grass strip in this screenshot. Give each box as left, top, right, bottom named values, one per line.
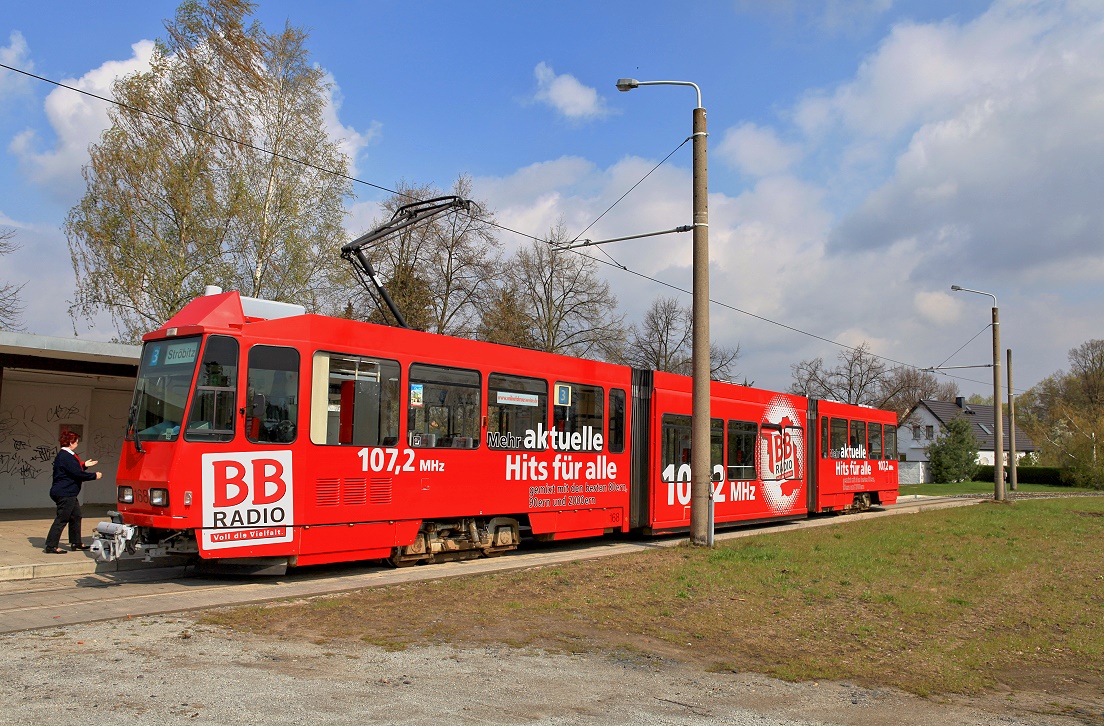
left=203, top=497, right=1104, bottom=696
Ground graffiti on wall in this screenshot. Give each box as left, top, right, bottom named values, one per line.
left=0, top=403, right=84, bottom=485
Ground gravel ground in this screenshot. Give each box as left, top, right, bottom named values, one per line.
left=0, top=616, right=1086, bottom=725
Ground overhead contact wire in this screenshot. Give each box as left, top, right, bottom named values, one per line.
left=4, top=61, right=1004, bottom=392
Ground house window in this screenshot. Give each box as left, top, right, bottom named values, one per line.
left=979, top=424, right=992, bottom=435
left=924, top=425, right=934, bottom=440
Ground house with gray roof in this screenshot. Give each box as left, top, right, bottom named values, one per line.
left=898, top=397, right=1038, bottom=468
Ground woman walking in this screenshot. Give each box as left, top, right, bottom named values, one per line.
left=42, top=431, right=101, bottom=554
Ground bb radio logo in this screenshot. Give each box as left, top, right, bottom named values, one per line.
left=759, top=396, right=805, bottom=515
left=200, top=451, right=294, bottom=549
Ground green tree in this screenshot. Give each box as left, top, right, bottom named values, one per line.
left=1018, top=339, right=1104, bottom=486
left=927, top=415, right=980, bottom=483
left=65, top=0, right=351, bottom=341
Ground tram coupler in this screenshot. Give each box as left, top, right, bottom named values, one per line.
left=90, top=520, right=139, bottom=562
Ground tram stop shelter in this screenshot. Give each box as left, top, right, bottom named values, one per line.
left=0, top=331, right=140, bottom=511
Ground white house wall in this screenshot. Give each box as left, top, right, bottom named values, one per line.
left=0, top=373, right=132, bottom=509
left=898, top=408, right=940, bottom=463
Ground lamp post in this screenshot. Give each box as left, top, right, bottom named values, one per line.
left=617, top=78, right=712, bottom=545
left=951, top=285, right=1004, bottom=501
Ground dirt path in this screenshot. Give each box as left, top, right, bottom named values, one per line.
left=2, top=615, right=1093, bottom=725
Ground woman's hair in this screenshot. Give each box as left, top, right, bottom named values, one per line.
left=59, top=430, right=80, bottom=448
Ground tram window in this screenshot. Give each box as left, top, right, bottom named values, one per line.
left=552, top=382, right=604, bottom=451
left=130, top=337, right=202, bottom=442
left=884, top=425, right=898, bottom=460
left=850, top=420, right=867, bottom=456
left=829, top=417, right=848, bottom=459
left=821, top=416, right=829, bottom=459
left=487, top=373, right=547, bottom=450
left=310, top=352, right=400, bottom=447
left=608, top=389, right=626, bottom=454
left=185, top=335, right=239, bottom=442
left=727, top=420, right=757, bottom=480
left=408, top=363, right=480, bottom=449
left=661, top=415, right=724, bottom=478
left=246, top=346, right=300, bottom=444
left=869, top=423, right=883, bottom=460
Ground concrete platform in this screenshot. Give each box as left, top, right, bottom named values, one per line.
left=0, top=505, right=181, bottom=581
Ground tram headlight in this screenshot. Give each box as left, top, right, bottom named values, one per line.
left=118, top=486, right=134, bottom=504
left=149, top=488, right=169, bottom=507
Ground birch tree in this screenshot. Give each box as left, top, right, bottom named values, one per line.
left=0, top=227, right=25, bottom=330
left=66, top=0, right=351, bottom=341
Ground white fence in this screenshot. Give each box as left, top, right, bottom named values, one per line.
left=898, top=461, right=930, bottom=485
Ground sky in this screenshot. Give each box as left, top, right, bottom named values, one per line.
left=1, top=0, right=1102, bottom=398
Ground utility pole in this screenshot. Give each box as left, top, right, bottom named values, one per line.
left=992, top=305, right=1004, bottom=499
left=617, top=78, right=712, bottom=545
left=690, top=102, right=711, bottom=546
left=1007, top=349, right=1017, bottom=492
left=951, top=285, right=1004, bottom=501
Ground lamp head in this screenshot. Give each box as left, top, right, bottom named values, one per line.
left=615, top=78, right=639, bottom=92
left=950, top=285, right=962, bottom=291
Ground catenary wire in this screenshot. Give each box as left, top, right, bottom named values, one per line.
left=2, top=61, right=1011, bottom=393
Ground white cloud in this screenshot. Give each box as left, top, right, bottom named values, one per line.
left=0, top=213, right=116, bottom=338
left=914, top=289, right=960, bottom=326
left=0, top=31, right=33, bottom=99
left=829, top=4, right=1104, bottom=280
left=736, top=0, right=895, bottom=36
left=794, top=3, right=1062, bottom=141
left=9, top=40, right=155, bottom=202
left=429, top=3, right=1104, bottom=395
left=716, top=122, right=803, bottom=177
left=531, top=62, right=610, bottom=121
left=320, top=71, right=380, bottom=178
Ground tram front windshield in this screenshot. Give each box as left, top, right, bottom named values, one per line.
left=127, top=337, right=202, bottom=442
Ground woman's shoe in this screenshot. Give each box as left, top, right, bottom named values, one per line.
left=71, top=543, right=91, bottom=551
left=42, top=547, right=68, bottom=554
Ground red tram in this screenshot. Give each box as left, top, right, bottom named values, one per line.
left=92, top=290, right=898, bottom=572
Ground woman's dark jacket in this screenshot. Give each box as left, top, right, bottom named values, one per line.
left=50, top=450, right=97, bottom=498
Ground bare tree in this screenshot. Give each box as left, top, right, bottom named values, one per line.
left=878, top=366, right=959, bottom=419
left=624, top=295, right=741, bottom=381
left=624, top=296, right=690, bottom=372
left=1068, top=339, right=1104, bottom=408
left=0, top=226, right=26, bottom=330
left=482, top=222, right=626, bottom=361
left=344, top=176, right=500, bottom=336
left=1018, top=339, right=1104, bottom=483
left=790, top=343, right=960, bottom=414
left=789, top=343, right=887, bottom=405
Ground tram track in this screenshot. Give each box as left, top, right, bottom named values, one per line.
left=0, top=494, right=1065, bottom=634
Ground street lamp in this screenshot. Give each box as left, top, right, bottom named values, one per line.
left=951, top=285, right=1004, bottom=501
left=617, top=77, right=712, bottom=545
